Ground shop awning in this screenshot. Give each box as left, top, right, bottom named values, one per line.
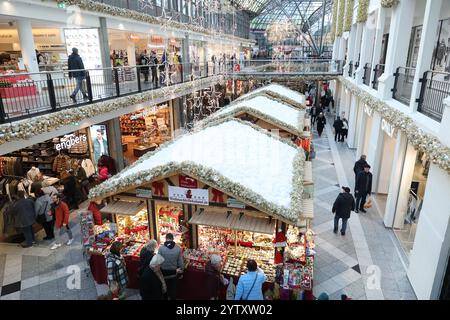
left=100, top=200, right=146, bottom=216
left=189, top=209, right=275, bottom=235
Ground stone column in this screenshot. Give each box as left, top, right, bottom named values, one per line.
left=366, top=112, right=384, bottom=192
left=355, top=102, right=368, bottom=160
left=377, top=0, right=416, bottom=100
left=98, top=17, right=112, bottom=69
left=370, top=7, right=386, bottom=87
left=351, top=23, right=363, bottom=67
left=107, top=118, right=124, bottom=172
left=355, top=18, right=375, bottom=85
left=409, top=0, right=442, bottom=112
left=346, top=94, right=359, bottom=148
left=127, top=42, right=136, bottom=67
left=344, top=27, right=356, bottom=76
left=16, top=19, right=39, bottom=75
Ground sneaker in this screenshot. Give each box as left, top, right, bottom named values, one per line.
left=360, top=208, right=367, bottom=213
left=70, top=95, right=76, bottom=103
left=333, top=229, right=338, bottom=234
left=50, top=243, right=62, bottom=250
left=66, top=239, right=74, bottom=246
left=341, top=232, right=346, bottom=236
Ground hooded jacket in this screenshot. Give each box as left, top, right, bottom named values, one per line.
left=332, top=192, right=356, bottom=219
left=353, top=159, right=368, bottom=175
left=158, top=241, right=183, bottom=279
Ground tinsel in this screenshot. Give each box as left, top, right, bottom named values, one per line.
left=231, top=74, right=338, bottom=88
left=344, top=0, right=355, bottom=32
left=89, top=118, right=308, bottom=223
left=340, top=76, right=450, bottom=174
left=381, top=0, right=400, bottom=8
left=0, top=76, right=224, bottom=145
left=330, top=0, right=339, bottom=42
left=336, top=0, right=346, bottom=36
left=356, top=0, right=369, bottom=23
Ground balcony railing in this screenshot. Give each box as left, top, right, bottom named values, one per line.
left=372, top=64, right=385, bottom=90
left=362, top=63, right=371, bottom=87
left=353, top=61, right=359, bottom=79
left=0, top=62, right=219, bottom=124
left=348, top=61, right=353, bottom=77
left=238, top=59, right=344, bottom=74
left=416, top=70, right=450, bottom=122
left=392, top=67, right=416, bottom=106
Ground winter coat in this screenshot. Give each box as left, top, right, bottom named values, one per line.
left=234, top=269, right=267, bottom=300
left=88, top=202, right=103, bottom=225
left=98, top=166, right=109, bottom=182
left=35, top=194, right=53, bottom=223
left=317, top=116, right=326, bottom=130
left=138, top=251, right=164, bottom=300
left=205, top=261, right=221, bottom=299
left=332, top=192, right=356, bottom=219
left=54, top=200, right=70, bottom=228
left=355, top=171, right=373, bottom=195
left=353, top=159, right=368, bottom=176
left=333, top=119, right=343, bottom=131
left=159, top=241, right=184, bottom=279
left=12, top=198, right=36, bottom=228
left=68, top=53, right=86, bottom=78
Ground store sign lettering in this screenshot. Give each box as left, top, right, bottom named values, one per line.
left=168, top=186, right=209, bottom=205
left=136, top=188, right=152, bottom=198
left=381, top=119, right=395, bottom=138
left=364, top=104, right=373, bottom=117
left=55, top=134, right=87, bottom=151
left=130, top=105, right=164, bottom=120
left=179, top=175, right=198, bottom=188
left=227, top=198, right=246, bottom=209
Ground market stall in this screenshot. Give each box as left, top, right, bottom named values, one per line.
left=87, top=118, right=314, bottom=300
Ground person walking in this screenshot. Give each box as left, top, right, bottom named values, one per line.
left=353, top=155, right=368, bottom=185
left=340, top=117, right=349, bottom=142
left=10, top=191, right=36, bottom=248
left=139, top=51, right=150, bottom=83
left=333, top=116, right=343, bottom=142
left=68, top=48, right=88, bottom=103
left=34, top=188, right=54, bottom=240
left=149, top=50, right=159, bottom=87
left=158, top=233, right=184, bottom=300
left=310, top=105, right=318, bottom=126
left=332, top=187, right=355, bottom=236
left=50, top=193, right=73, bottom=250
left=355, top=164, right=373, bottom=213
left=235, top=260, right=267, bottom=300
left=316, top=112, right=326, bottom=137
left=106, top=241, right=128, bottom=299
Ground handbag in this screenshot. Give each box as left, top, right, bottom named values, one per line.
left=241, top=273, right=258, bottom=300
left=364, top=197, right=373, bottom=209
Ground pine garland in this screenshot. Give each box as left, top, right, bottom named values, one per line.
left=344, top=0, right=355, bottom=32
left=336, top=0, right=346, bottom=36
left=330, top=0, right=339, bottom=42
left=356, top=0, right=369, bottom=23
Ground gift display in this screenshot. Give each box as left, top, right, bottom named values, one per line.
left=116, top=210, right=150, bottom=243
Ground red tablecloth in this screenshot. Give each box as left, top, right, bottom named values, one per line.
left=0, top=74, right=37, bottom=98
left=89, top=253, right=140, bottom=289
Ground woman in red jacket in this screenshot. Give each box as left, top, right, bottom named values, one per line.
left=88, top=200, right=104, bottom=225
left=50, top=193, right=73, bottom=250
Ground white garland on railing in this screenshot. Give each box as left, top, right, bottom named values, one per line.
left=339, top=76, right=450, bottom=173
left=381, top=0, right=400, bottom=8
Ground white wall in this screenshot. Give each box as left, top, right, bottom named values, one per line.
left=377, top=133, right=396, bottom=194
left=362, top=114, right=373, bottom=158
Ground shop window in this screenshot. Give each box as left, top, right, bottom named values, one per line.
left=157, top=203, right=189, bottom=247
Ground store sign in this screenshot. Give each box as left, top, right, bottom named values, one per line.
left=55, top=134, right=87, bottom=151
left=364, top=104, right=373, bottom=117
left=227, top=198, right=246, bottom=209
left=179, top=175, right=198, bottom=188
left=130, top=104, right=167, bottom=120
left=136, top=188, right=152, bottom=198
left=381, top=119, right=395, bottom=138
left=168, top=186, right=209, bottom=205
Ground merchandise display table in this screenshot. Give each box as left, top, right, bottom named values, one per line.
left=0, top=74, right=38, bottom=98
left=89, top=253, right=140, bottom=289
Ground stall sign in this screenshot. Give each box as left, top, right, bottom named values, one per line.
left=227, top=198, right=246, bottom=209
left=179, top=175, right=198, bottom=188
left=381, top=118, right=395, bottom=138
left=169, top=186, right=209, bottom=205
left=136, top=188, right=152, bottom=198
left=55, top=134, right=87, bottom=151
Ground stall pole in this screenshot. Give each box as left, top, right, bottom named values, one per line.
left=234, top=230, right=237, bottom=256
left=280, top=222, right=287, bottom=260
left=146, top=200, right=155, bottom=240
left=150, top=200, right=158, bottom=242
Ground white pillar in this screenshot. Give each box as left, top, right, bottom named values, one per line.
left=127, top=42, right=136, bottom=67
left=355, top=103, right=368, bottom=160
left=409, top=0, right=442, bottom=112
left=344, top=27, right=356, bottom=76
left=377, top=0, right=416, bottom=100
left=407, top=98, right=450, bottom=299
left=16, top=19, right=39, bottom=74
left=332, top=39, right=339, bottom=60
left=352, top=23, right=363, bottom=66
left=366, top=112, right=384, bottom=192
left=355, top=24, right=373, bottom=85
left=370, top=8, right=386, bottom=86
left=383, top=131, right=408, bottom=227
left=347, top=94, right=359, bottom=148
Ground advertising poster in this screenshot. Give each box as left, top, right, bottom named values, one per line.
left=90, top=124, right=109, bottom=168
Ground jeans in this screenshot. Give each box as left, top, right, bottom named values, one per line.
left=54, top=224, right=73, bottom=245
left=22, top=225, right=35, bottom=246
left=164, top=277, right=177, bottom=300
left=71, top=77, right=87, bottom=98
left=355, top=193, right=368, bottom=210
left=334, top=216, right=348, bottom=233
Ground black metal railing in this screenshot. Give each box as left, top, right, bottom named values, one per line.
left=348, top=61, right=353, bottom=77
left=392, top=67, right=416, bottom=106
left=353, top=61, right=360, bottom=79
left=416, top=70, right=450, bottom=122
left=372, top=64, right=385, bottom=90
left=0, top=62, right=217, bottom=124
left=237, top=59, right=344, bottom=74
left=362, top=63, right=371, bottom=87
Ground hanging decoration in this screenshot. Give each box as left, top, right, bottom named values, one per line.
left=344, top=0, right=355, bottom=32
left=336, top=0, right=346, bottom=36
left=356, top=0, right=369, bottom=23
left=381, top=0, right=400, bottom=8
left=339, top=77, right=450, bottom=174
left=330, top=0, right=339, bottom=42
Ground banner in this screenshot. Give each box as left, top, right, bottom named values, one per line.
left=179, top=175, right=198, bottom=188
left=169, top=186, right=209, bottom=205
left=136, top=188, right=152, bottom=198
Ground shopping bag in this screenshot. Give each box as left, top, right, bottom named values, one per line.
left=364, top=197, right=372, bottom=209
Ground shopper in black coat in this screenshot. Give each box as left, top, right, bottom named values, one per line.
left=332, top=187, right=355, bottom=235
left=10, top=191, right=36, bottom=248
left=353, top=155, right=368, bottom=190
left=316, top=113, right=326, bottom=137
left=355, top=165, right=373, bottom=213
left=333, top=116, right=344, bottom=142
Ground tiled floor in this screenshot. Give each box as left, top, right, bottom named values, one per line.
left=0, top=112, right=417, bottom=300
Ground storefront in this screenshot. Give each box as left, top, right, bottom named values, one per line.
left=120, top=101, right=174, bottom=164
left=84, top=117, right=314, bottom=300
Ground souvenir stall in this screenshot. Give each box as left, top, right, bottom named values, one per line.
left=87, top=118, right=315, bottom=300
left=0, top=71, right=38, bottom=99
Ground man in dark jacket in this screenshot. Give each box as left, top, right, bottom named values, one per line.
left=353, top=155, right=368, bottom=188
left=68, top=47, right=88, bottom=103
left=158, top=233, right=183, bottom=300
left=332, top=187, right=355, bottom=235
left=11, top=191, right=36, bottom=248
left=355, top=164, right=373, bottom=213
left=333, top=116, right=344, bottom=142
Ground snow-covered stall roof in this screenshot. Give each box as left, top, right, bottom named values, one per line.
left=236, top=84, right=306, bottom=108
left=89, top=118, right=307, bottom=224
left=199, top=95, right=305, bottom=136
